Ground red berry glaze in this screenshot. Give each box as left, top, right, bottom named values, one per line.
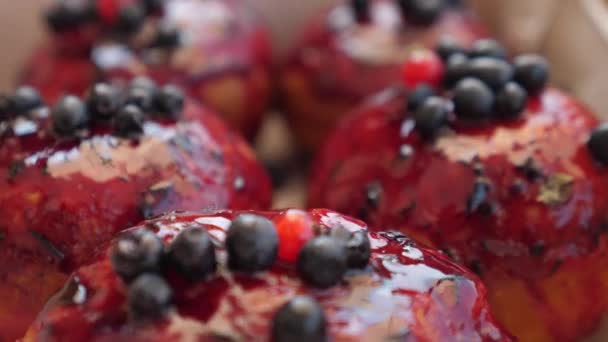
left=309, top=86, right=608, bottom=341
left=275, top=209, right=315, bottom=263
left=0, top=96, right=271, bottom=340
left=402, top=50, right=444, bottom=89
left=24, top=209, right=512, bottom=342
left=21, top=0, right=272, bottom=140
left=279, top=0, right=487, bottom=152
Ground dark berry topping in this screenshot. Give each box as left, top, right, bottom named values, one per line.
left=110, top=229, right=164, bottom=282
left=407, top=84, right=435, bottom=112
left=52, top=95, right=90, bottom=136
left=436, top=36, right=466, bottom=61
left=350, top=0, right=370, bottom=23
left=113, top=104, right=145, bottom=138
left=272, top=296, right=327, bottom=342
left=130, top=76, right=159, bottom=94
left=45, top=1, right=96, bottom=33
left=452, top=78, right=494, bottom=121
left=495, top=82, right=528, bottom=119
left=128, top=274, right=173, bottom=321
left=470, top=39, right=507, bottom=60
left=397, top=0, right=446, bottom=26
left=513, top=54, right=549, bottom=95
left=12, top=86, right=43, bottom=114
left=443, top=53, right=469, bottom=88
left=167, top=226, right=216, bottom=280
left=467, top=57, right=514, bottom=90
left=126, top=84, right=157, bottom=112
left=330, top=227, right=371, bottom=269
left=143, top=0, right=165, bottom=14
left=86, top=83, right=120, bottom=120
left=413, top=96, right=449, bottom=139
left=587, top=123, right=608, bottom=165
left=0, top=95, right=12, bottom=119
left=226, top=215, right=279, bottom=273
left=297, top=236, right=348, bottom=288
left=116, top=4, right=146, bottom=34
left=152, top=23, right=181, bottom=49
left=155, top=85, right=185, bottom=120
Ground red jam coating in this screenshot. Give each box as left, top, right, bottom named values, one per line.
left=279, top=0, right=487, bottom=152
left=0, top=100, right=272, bottom=341
left=24, top=209, right=512, bottom=342
left=309, top=86, right=608, bottom=341
left=20, top=0, right=272, bottom=139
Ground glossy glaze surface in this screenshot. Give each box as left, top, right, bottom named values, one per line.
left=309, top=86, right=608, bottom=341
left=21, top=0, right=272, bottom=139
left=0, top=100, right=272, bottom=341
left=25, top=209, right=512, bottom=342
left=279, top=0, right=487, bottom=152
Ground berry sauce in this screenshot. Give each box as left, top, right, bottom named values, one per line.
left=25, top=209, right=512, bottom=342
left=21, top=0, right=272, bottom=139
left=309, top=85, right=608, bottom=341
left=0, top=93, right=271, bottom=340
left=279, top=0, right=487, bottom=151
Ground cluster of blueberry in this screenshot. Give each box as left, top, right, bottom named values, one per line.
left=46, top=0, right=181, bottom=50
left=405, top=38, right=549, bottom=139
left=109, top=214, right=371, bottom=338
left=351, top=0, right=447, bottom=26
left=0, top=86, right=45, bottom=120
left=46, top=0, right=163, bottom=35
left=51, top=78, right=184, bottom=138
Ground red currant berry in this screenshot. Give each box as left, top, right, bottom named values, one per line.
left=275, top=209, right=315, bottom=263
left=97, top=0, right=121, bottom=25
left=402, top=49, right=445, bottom=89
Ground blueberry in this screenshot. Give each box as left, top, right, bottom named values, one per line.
left=110, top=229, right=164, bottom=282
left=444, top=53, right=469, bottom=88
left=398, top=0, right=445, bottom=26
left=168, top=226, right=216, bottom=280
left=350, top=0, right=370, bottom=23
left=467, top=57, right=513, bottom=90
left=330, top=227, right=371, bottom=269
left=152, top=23, right=181, bottom=49
left=413, top=96, right=449, bottom=139
left=407, top=84, right=435, bottom=112
left=155, top=85, right=185, bottom=120
left=143, top=0, right=165, bottom=14
left=12, top=86, right=43, bottom=114
left=126, top=84, right=156, bottom=112
left=86, top=83, right=120, bottom=120
left=495, top=82, right=528, bottom=119
left=513, top=54, right=549, bottom=95
left=452, top=78, right=494, bottom=121
left=0, top=94, right=13, bottom=119
left=52, top=95, right=90, bottom=136
left=130, top=76, right=159, bottom=94
left=117, top=4, right=145, bottom=34
left=587, top=123, right=608, bottom=165
left=46, top=2, right=96, bottom=33
left=470, top=39, right=507, bottom=60
left=272, top=296, right=327, bottom=342
left=128, top=274, right=173, bottom=321
left=226, top=215, right=279, bottom=273
left=436, top=36, right=467, bottom=61
left=113, top=105, right=145, bottom=138
left=297, top=236, right=347, bottom=288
